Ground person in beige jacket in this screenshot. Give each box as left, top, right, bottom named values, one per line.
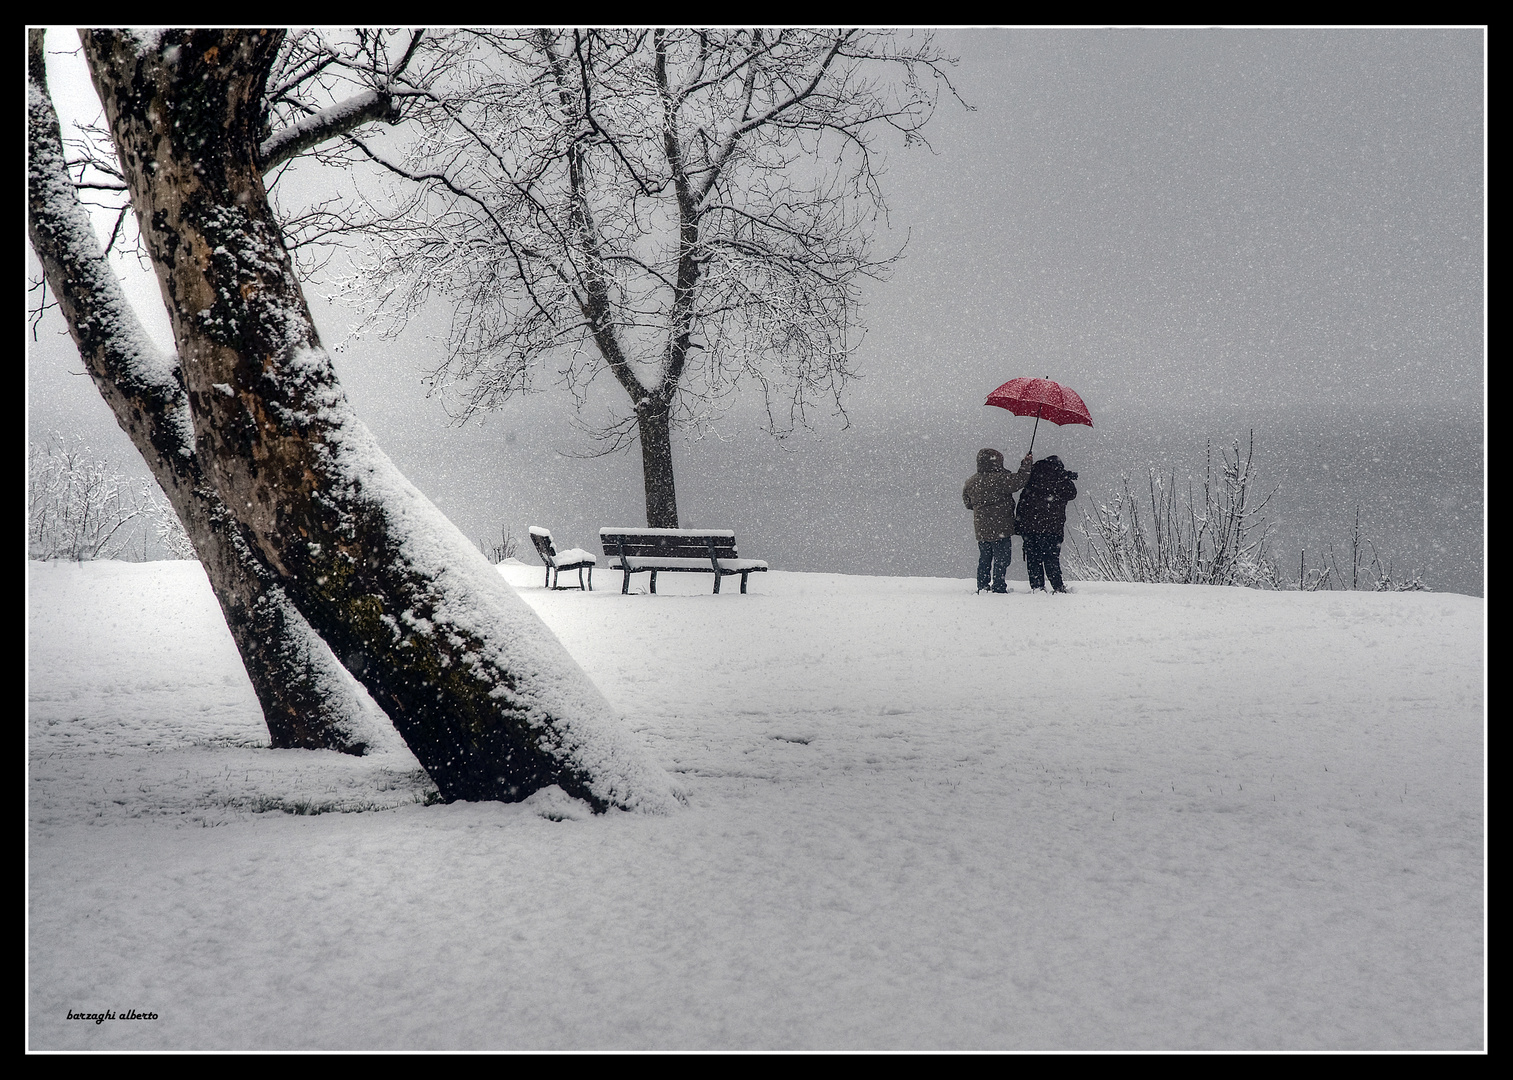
left=963, top=448, right=1034, bottom=593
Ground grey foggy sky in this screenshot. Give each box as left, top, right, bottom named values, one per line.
left=28, top=27, right=1486, bottom=478
left=847, top=27, right=1484, bottom=425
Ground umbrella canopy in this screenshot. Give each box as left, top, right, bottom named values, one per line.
left=984, top=377, right=1093, bottom=428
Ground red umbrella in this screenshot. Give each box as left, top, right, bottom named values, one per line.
left=985, top=376, right=1093, bottom=455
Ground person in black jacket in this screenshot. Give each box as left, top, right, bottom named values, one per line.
left=1015, top=455, right=1078, bottom=593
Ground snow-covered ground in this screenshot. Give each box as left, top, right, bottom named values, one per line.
left=27, top=559, right=1484, bottom=1051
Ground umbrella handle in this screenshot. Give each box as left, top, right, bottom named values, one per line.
left=1027, top=404, right=1043, bottom=457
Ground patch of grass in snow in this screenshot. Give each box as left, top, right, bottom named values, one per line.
left=238, top=789, right=441, bottom=816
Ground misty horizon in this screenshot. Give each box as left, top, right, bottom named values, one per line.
left=27, top=27, right=1485, bottom=595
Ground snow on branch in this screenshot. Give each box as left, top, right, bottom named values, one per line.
left=259, top=89, right=401, bottom=171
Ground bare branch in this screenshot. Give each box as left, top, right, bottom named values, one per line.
left=259, top=89, right=400, bottom=171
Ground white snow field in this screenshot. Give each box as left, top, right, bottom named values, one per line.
left=27, top=559, right=1484, bottom=1051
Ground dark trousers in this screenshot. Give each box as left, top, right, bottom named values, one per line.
left=976, top=536, right=1014, bottom=592
left=1022, top=532, right=1066, bottom=592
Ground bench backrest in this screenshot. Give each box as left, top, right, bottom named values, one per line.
left=599, top=528, right=740, bottom=560
left=528, top=527, right=557, bottom=563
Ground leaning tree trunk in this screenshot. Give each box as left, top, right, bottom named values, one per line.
left=82, top=29, right=675, bottom=811
left=27, top=30, right=374, bottom=755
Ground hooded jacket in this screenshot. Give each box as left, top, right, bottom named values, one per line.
left=963, top=448, right=1032, bottom=542
left=1013, top=456, right=1079, bottom=538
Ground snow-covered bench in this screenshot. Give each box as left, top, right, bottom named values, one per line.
left=528, top=526, right=596, bottom=591
left=599, top=528, right=768, bottom=594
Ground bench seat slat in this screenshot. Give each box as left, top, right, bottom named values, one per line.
left=607, top=556, right=767, bottom=572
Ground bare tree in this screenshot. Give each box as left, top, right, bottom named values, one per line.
left=333, top=28, right=961, bottom=527
left=28, top=435, right=154, bottom=562
left=27, top=433, right=196, bottom=562
left=30, top=29, right=675, bottom=811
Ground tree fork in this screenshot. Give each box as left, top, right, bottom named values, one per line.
left=28, top=29, right=372, bottom=755
left=83, top=29, right=670, bottom=809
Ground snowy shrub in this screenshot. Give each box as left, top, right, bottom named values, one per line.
left=477, top=525, right=520, bottom=564
left=154, top=506, right=197, bottom=561
left=27, top=434, right=192, bottom=562
left=1066, top=433, right=1283, bottom=589
left=1297, top=506, right=1429, bottom=592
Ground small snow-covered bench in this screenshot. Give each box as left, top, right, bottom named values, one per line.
left=599, top=528, right=768, bottom=594
left=528, top=526, right=596, bottom=591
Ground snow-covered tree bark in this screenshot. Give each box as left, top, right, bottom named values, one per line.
left=28, top=29, right=374, bottom=754
left=73, top=28, right=675, bottom=810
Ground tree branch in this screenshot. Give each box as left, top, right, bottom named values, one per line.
left=259, top=88, right=400, bottom=171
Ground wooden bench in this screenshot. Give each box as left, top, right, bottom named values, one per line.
left=599, top=528, right=768, bottom=594
left=528, top=526, right=596, bottom=590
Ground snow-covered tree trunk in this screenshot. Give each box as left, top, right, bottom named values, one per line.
left=27, top=30, right=374, bottom=754
left=79, top=29, right=675, bottom=810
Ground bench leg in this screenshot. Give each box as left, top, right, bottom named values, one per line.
left=712, top=571, right=721, bottom=594
left=741, top=572, right=749, bottom=594
left=650, top=571, right=657, bottom=594
left=622, top=568, right=631, bottom=594
left=586, top=567, right=592, bottom=591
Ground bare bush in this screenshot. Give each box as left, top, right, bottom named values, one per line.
left=153, top=506, right=197, bottom=561
left=477, top=525, right=520, bottom=565
left=28, top=435, right=191, bottom=561
left=1066, top=432, right=1283, bottom=589
left=1297, top=506, right=1429, bottom=591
